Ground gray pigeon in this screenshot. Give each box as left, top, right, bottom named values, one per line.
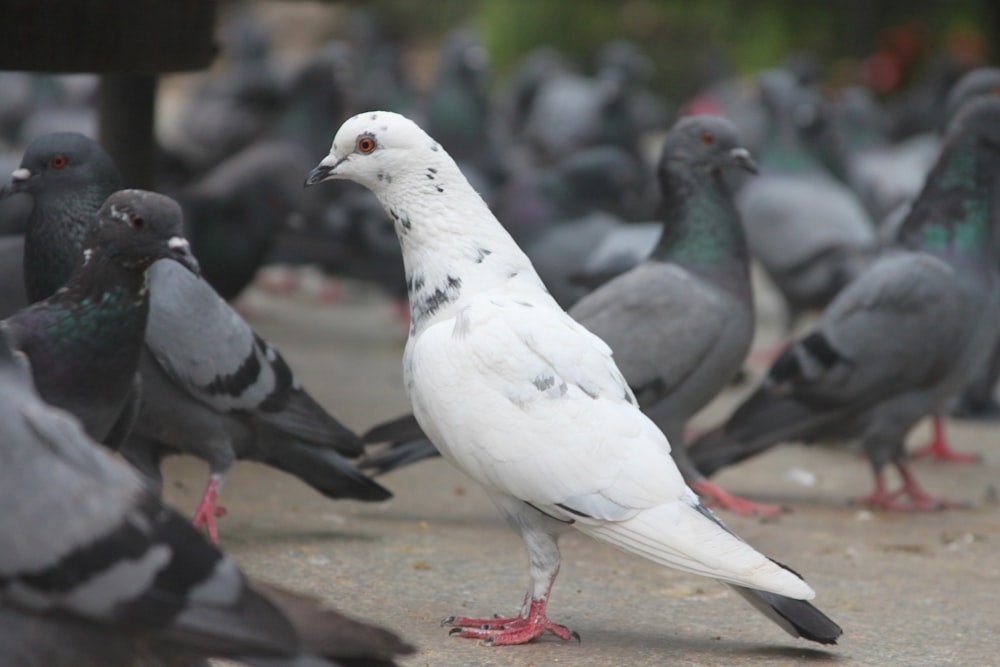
left=689, top=95, right=1000, bottom=510
left=738, top=69, right=877, bottom=330
left=0, top=331, right=413, bottom=667
left=9, top=132, right=389, bottom=543
left=306, top=110, right=842, bottom=647
left=568, top=115, right=777, bottom=515
left=360, top=116, right=779, bottom=517
left=1, top=190, right=198, bottom=450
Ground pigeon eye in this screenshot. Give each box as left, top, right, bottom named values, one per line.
left=357, top=135, right=377, bottom=154
left=700, top=131, right=715, bottom=145
left=50, top=155, right=68, bottom=169
left=129, top=213, right=144, bottom=228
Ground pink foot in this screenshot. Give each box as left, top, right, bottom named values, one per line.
left=317, top=278, right=343, bottom=304
left=254, top=268, right=302, bottom=296
left=192, top=475, right=227, bottom=543
left=443, top=599, right=579, bottom=645
left=391, top=297, right=411, bottom=329
left=912, top=417, right=980, bottom=464
left=747, top=340, right=788, bottom=368
left=690, top=480, right=786, bottom=517
left=856, top=465, right=968, bottom=512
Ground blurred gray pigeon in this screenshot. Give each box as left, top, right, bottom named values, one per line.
left=178, top=139, right=312, bottom=300
left=306, top=110, right=842, bottom=647
left=689, top=95, right=1000, bottom=510
left=0, top=331, right=413, bottom=667
left=738, top=69, right=877, bottom=330
left=1, top=190, right=197, bottom=450
left=11, top=132, right=389, bottom=543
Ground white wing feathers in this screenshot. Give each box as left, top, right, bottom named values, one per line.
left=407, top=294, right=814, bottom=599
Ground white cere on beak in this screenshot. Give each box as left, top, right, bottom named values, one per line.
left=11, top=167, right=30, bottom=182
left=168, top=236, right=190, bottom=250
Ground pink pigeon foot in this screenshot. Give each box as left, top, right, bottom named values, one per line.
left=856, top=464, right=968, bottom=512
left=690, top=480, right=786, bottom=517
left=192, top=474, right=227, bottom=543
left=912, top=417, right=980, bottom=464
left=443, top=598, right=579, bottom=646
left=317, top=278, right=343, bottom=304
left=747, top=339, right=789, bottom=368
left=254, top=267, right=303, bottom=296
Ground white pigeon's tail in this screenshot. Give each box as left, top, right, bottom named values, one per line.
left=574, top=500, right=815, bottom=599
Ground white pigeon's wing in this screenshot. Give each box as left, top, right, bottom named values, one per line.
left=407, top=294, right=814, bottom=598
left=407, top=293, right=690, bottom=516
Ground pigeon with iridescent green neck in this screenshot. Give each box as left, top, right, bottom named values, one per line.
left=690, top=95, right=1000, bottom=510
left=1, top=190, right=198, bottom=449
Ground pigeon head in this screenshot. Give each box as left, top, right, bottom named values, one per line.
left=305, top=110, right=447, bottom=191
left=89, top=189, right=200, bottom=275
left=660, top=115, right=757, bottom=179
left=9, top=131, right=121, bottom=198
left=944, top=94, right=1000, bottom=152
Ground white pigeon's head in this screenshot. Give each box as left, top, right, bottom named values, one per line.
left=305, top=111, right=445, bottom=191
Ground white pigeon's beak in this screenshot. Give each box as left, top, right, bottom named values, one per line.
left=304, top=155, right=346, bottom=188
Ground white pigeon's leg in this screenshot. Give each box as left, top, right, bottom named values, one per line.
left=192, top=471, right=228, bottom=543
left=443, top=496, right=579, bottom=645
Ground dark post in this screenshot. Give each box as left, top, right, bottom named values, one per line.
left=98, top=75, right=158, bottom=190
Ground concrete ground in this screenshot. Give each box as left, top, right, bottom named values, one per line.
left=164, top=272, right=1000, bottom=667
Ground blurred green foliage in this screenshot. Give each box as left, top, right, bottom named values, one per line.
left=354, top=0, right=993, bottom=97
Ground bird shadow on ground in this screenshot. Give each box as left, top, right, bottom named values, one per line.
left=222, top=524, right=382, bottom=546
left=577, top=628, right=846, bottom=663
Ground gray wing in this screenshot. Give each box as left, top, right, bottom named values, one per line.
left=571, top=262, right=751, bottom=411
left=144, top=260, right=361, bottom=454
left=778, top=252, right=970, bottom=404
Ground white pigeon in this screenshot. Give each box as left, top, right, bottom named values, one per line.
left=305, top=111, right=842, bottom=647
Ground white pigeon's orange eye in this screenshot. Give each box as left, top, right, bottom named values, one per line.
left=357, top=135, right=377, bottom=154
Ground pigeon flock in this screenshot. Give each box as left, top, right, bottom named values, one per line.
left=1, top=6, right=999, bottom=665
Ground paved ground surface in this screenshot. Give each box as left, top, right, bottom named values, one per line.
left=163, top=271, right=1000, bottom=667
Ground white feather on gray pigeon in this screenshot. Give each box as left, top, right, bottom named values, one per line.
left=690, top=95, right=1000, bottom=510
left=738, top=69, right=877, bottom=330
left=0, top=332, right=413, bottom=667
left=8, top=131, right=389, bottom=544
left=1, top=190, right=198, bottom=451
left=305, top=110, right=842, bottom=646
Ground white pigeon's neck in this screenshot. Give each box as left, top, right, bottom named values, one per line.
left=374, top=155, right=546, bottom=334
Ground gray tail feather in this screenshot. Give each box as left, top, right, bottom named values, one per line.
left=362, top=412, right=424, bottom=443
left=728, top=585, right=843, bottom=645
left=258, top=393, right=364, bottom=458
left=360, top=438, right=440, bottom=476
left=688, top=387, right=841, bottom=477
left=259, top=441, right=391, bottom=502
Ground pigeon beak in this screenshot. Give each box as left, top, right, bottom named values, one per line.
left=167, top=236, right=201, bottom=276
left=304, top=156, right=345, bottom=188
left=727, top=147, right=758, bottom=175
left=8, top=167, right=32, bottom=192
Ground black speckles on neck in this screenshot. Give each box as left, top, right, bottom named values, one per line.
left=388, top=206, right=411, bottom=232
left=434, top=185, right=444, bottom=193
left=411, top=274, right=463, bottom=326
left=473, top=247, right=492, bottom=264
left=377, top=170, right=393, bottom=184
left=429, top=142, right=440, bottom=152
left=405, top=270, right=425, bottom=297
